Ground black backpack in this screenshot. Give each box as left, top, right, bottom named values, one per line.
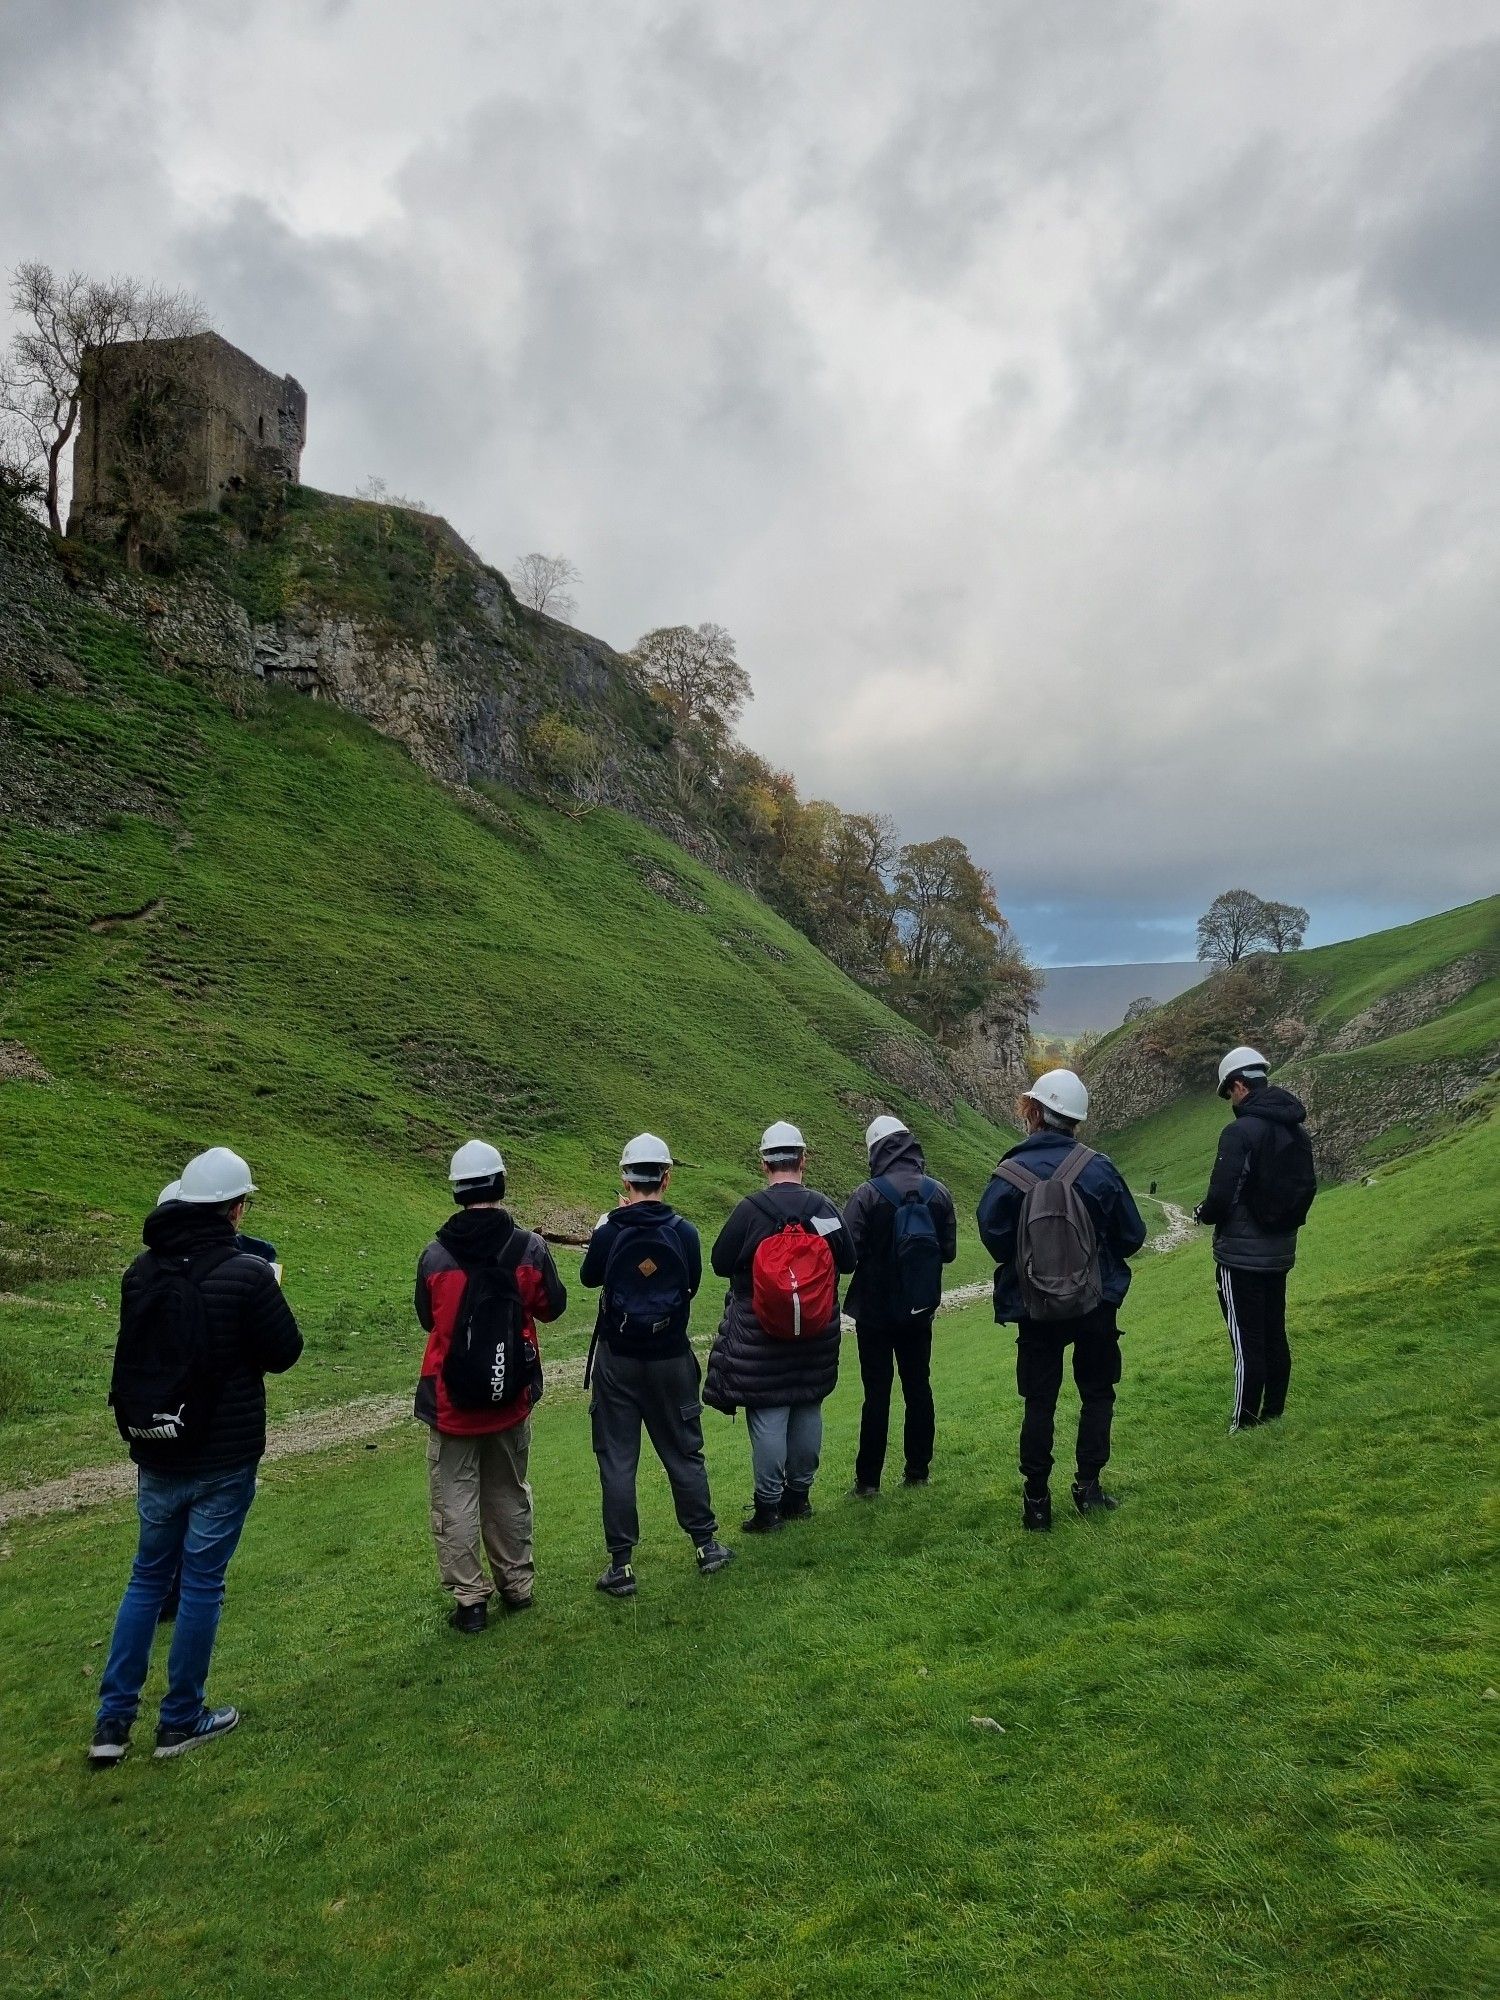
left=442, top=1234, right=537, bottom=1412
left=873, top=1175, right=945, bottom=1316
left=1245, top=1121, right=1318, bottom=1232
left=602, top=1217, right=693, bottom=1344
left=109, top=1244, right=240, bottom=1449
left=991, top=1145, right=1104, bottom=1323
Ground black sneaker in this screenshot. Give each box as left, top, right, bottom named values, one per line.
left=88, top=1717, right=132, bottom=1767
left=695, top=1539, right=735, bottom=1576
left=449, top=1601, right=488, bottom=1634
left=903, top=1469, right=930, bottom=1487
left=851, top=1482, right=879, bottom=1499
left=777, top=1491, right=813, bottom=1522
left=1022, top=1488, right=1052, bottom=1532
left=153, top=1705, right=240, bottom=1759
left=741, top=1501, right=783, bottom=1535
left=596, top=1560, right=637, bottom=1598
left=1072, top=1478, right=1119, bottom=1515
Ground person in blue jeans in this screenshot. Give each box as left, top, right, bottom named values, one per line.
left=90, top=1148, right=302, bottom=1766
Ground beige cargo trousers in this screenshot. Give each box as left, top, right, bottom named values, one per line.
left=426, top=1424, right=534, bottom=1608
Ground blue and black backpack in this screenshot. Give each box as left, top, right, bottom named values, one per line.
left=874, top=1176, right=944, bottom=1316
left=602, top=1216, right=693, bottom=1345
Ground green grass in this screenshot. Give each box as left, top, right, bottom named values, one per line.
left=0, top=590, right=1008, bottom=1485
left=1, top=1106, right=1494, bottom=1998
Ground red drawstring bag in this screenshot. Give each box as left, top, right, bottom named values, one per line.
left=751, top=1220, right=837, bottom=1340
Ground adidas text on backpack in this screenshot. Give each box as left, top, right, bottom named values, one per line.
left=110, top=1245, right=240, bottom=1449
left=442, top=1235, right=538, bottom=1412
left=749, top=1196, right=839, bottom=1340
left=873, top=1175, right=944, bottom=1316
left=991, top=1145, right=1104, bottom=1323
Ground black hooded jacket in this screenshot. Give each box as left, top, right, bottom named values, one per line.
left=1196, top=1083, right=1310, bottom=1273
left=841, top=1131, right=958, bottom=1328
left=704, top=1182, right=855, bottom=1412
left=121, top=1203, right=304, bottom=1474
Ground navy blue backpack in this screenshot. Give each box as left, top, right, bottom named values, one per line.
left=874, top=1176, right=944, bottom=1316
left=602, top=1218, right=693, bottom=1344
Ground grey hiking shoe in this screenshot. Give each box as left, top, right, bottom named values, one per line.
left=154, top=1705, right=240, bottom=1759
left=596, top=1560, right=637, bottom=1598
left=695, top=1538, right=735, bottom=1575
left=88, top=1717, right=132, bottom=1767
left=1072, top=1478, right=1119, bottom=1515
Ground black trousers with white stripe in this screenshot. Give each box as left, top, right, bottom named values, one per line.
left=1215, top=1265, right=1290, bottom=1430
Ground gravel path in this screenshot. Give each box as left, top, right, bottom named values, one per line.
left=1142, top=1196, right=1200, bottom=1254
left=0, top=1281, right=1006, bottom=1529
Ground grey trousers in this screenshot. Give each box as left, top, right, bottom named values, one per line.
left=426, top=1424, right=533, bottom=1608
left=589, top=1344, right=717, bottom=1558
left=746, top=1402, right=823, bottom=1505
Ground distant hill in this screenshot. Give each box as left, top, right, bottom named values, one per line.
left=1033, top=961, right=1207, bottom=1036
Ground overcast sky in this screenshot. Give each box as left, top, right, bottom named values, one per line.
left=4, top=1, right=1496, bottom=963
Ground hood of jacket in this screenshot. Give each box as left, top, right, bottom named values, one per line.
left=437, top=1206, right=517, bottom=1263
left=868, top=1131, right=926, bottom=1179
left=1234, top=1083, right=1306, bottom=1127
left=608, top=1199, right=677, bottom=1231
left=142, top=1202, right=238, bottom=1259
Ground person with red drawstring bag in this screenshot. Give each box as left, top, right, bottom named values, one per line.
left=705, top=1122, right=855, bottom=1534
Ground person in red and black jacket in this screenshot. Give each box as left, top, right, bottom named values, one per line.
left=414, top=1140, right=566, bottom=1632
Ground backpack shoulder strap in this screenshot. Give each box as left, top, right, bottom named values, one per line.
left=1052, top=1144, right=1096, bottom=1189
left=872, top=1176, right=901, bottom=1208
left=749, top=1190, right=788, bottom=1229
left=496, top=1228, right=529, bottom=1278
left=917, top=1177, right=938, bottom=1202
left=992, top=1159, right=1040, bottom=1194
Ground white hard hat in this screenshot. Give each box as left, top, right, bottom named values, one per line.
left=865, top=1114, right=908, bottom=1153
left=157, top=1179, right=182, bottom=1206
left=1217, top=1046, right=1269, bottom=1097
left=177, top=1147, right=257, bottom=1205
left=449, top=1139, right=506, bottom=1188
left=1024, top=1069, right=1089, bottom=1123
left=759, top=1120, right=807, bottom=1157
left=621, top=1132, right=673, bottom=1173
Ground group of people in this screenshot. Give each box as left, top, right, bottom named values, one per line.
left=88, top=1043, right=1315, bottom=1764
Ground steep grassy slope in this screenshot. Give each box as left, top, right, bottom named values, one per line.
left=0, top=564, right=1008, bottom=1485
left=1091, top=899, right=1500, bottom=1182
left=1, top=1105, right=1493, bottom=1998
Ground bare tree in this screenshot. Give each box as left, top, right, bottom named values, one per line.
left=0, top=262, right=206, bottom=534
left=1123, top=995, right=1156, bottom=1023
left=631, top=622, right=750, bottom=737
left=358, top=473, right=429, bottom=512
left=1261, top=899, right=1310, bottom=952
left=1195, top=889, right=1272, bottom=967
left=513, top=551, right=581, bottom=620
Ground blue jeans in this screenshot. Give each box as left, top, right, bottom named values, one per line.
left=745, top=1402, right=823, bottom=1505
left=97, top=1463, right=257, bottom=1731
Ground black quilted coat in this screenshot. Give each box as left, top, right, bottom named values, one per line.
left=703, top=1183, right=854, bottom=1413
left=120, top=1203, right=304, bottom=1474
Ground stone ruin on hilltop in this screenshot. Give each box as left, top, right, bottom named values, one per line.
left=68, top=330, right=306, bottom=537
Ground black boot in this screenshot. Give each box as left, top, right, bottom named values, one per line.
left=1072, top=1477, right=1119, bottom=1515
left=449, top=1601, right=488, bottom=1634
left=777, top=1490, right=812, bottom=1522
left=1022, top=1487, right=1052, bottom=1532
left=741, top=1500, right=783, bottom=1535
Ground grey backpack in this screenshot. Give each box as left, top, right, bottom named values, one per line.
left=991, top=1145, right=1103, bottom=1322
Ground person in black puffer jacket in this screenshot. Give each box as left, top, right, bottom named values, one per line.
left=1196, top=1047, right=1317, bottom=1433
left=842, top=1117, right=958, bottom=1494
left=705, top=1121, right=855, bottom=1533
left=90, top=1148, right=302, bottom=1768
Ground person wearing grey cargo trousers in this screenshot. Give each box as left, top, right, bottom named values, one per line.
left=581, top=1134, right=734, bottom=1598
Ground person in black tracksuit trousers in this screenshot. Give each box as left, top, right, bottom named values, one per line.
left=581, top=1134, right=733, bottom=1596
left=842, top=1117, right=957, bottom=1494
left=976, top=1070, right=1146, bottom=1530
left=1195, top=1051, right=1312, bottom=1431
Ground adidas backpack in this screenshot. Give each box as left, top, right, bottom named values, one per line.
left=991, top=1145, right=1103, bottom=1323
left=109, top=1244, right=240, bottom=1449
left=749, top=1194, right=838, bottom=1341
left=442, top=1234, right=537, bottom=1412
left=873, top=1175, right=944, bottom=1316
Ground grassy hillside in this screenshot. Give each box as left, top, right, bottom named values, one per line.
left=1, top=1099, right=1493, bottom=1997
left=0, top=574, right=1012, bottom=1487
left=1091, top=899, right=1500, bottom=1182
